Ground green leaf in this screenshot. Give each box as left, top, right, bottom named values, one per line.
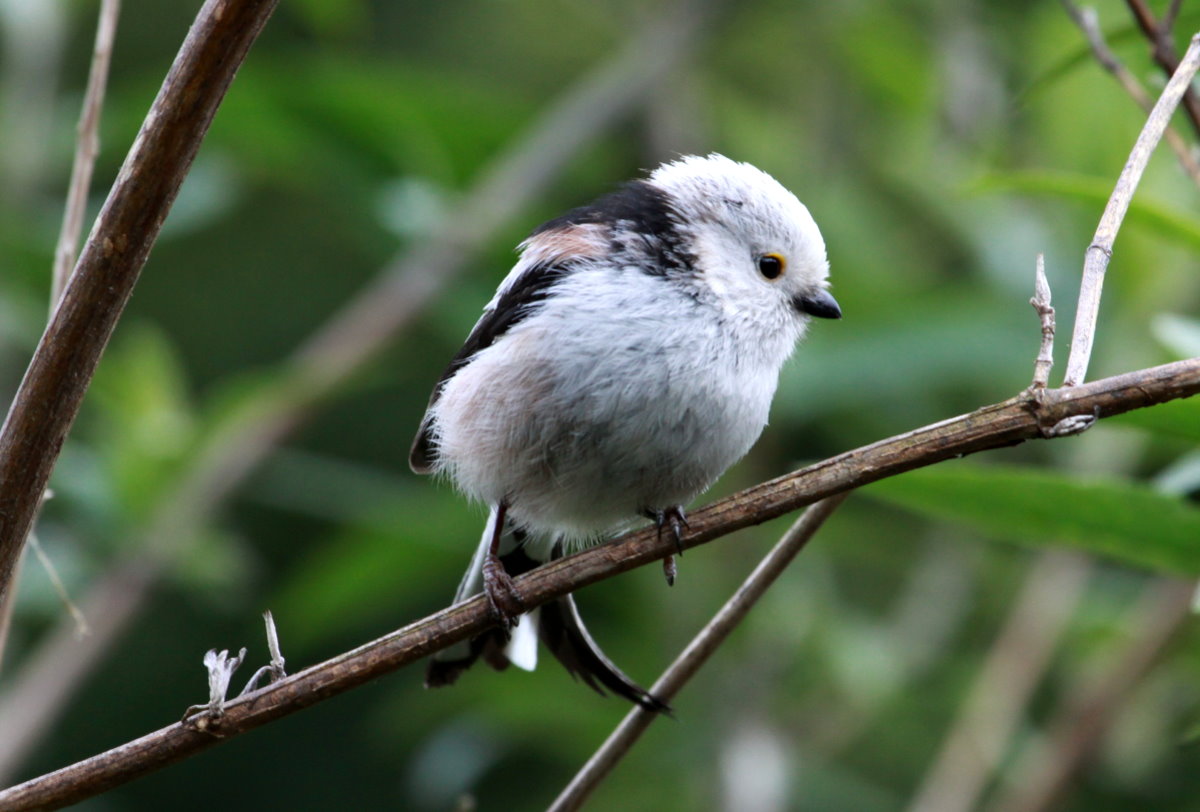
left=866, top=464, right=1200, bottom=575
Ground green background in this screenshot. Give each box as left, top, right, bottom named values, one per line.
left=2, top=1, right=1200, bottom=809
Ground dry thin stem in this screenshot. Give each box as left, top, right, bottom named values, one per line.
left=547, top=494, right=849, bottom=812
left=986, top=578, right=1195, bottom=812
left=1, top=360, right=1198, bottom=811
left=26, top=536, right=88, bottom=641
left=1124, top=0, right=1200, bottom=139
left=49, top=0, right=120, bottom=311
left=0, top=0, right=724, bottom=781
left=0, top=0, right=280, bottom=613
left=1060, top=0, right=1200, bottom=186
left=905, top=551, right=1091, bottom=812
left=1029, top=254, right=1055, bottom=390
left=1063, top=32, right=1200, bottom=387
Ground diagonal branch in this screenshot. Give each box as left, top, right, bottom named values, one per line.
left=547, top=494, right=850, bottom=812
left=1, top=359, right=1198, bottom=811
left=49, top=0, right=120, bottom=311
left=0, top=0, right=725, bottom=783
left=1063, top=32, right=1200, bottom=386
left=1060, top=0, right=1200, bottom=186
left=0, top=0, right=280, bottom=612
left=1124, top=0, right=1200, bottom=139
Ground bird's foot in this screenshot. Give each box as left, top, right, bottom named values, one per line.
left=483, top=553, right=525, bottom=629
left=646, top=506, right=689, bottom=586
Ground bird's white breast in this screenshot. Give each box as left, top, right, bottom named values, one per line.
left=430, top=264, right=801, bottom=550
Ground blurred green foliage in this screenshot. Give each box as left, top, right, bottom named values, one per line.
left=2, top=1, right=1200, bottom=810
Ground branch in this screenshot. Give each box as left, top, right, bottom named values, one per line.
left=1063, top=32, right=1200, bottom=386
left=1, top=360, right=1198, bottom=811
left=1059, top=0, right=1200, bottom=186
left=548, top=495, right=849, bottom=812
left=0, top=0, right=280, bottom=611
left=49, top=0, right=120, bottom=311
left=1124, top=0, right=1200, bottom=139
left=0, top=0, right=724, bottom=782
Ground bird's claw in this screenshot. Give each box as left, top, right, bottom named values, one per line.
left=483, top=554, right=525, bottom=629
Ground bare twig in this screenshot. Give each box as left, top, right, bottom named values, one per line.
left=1029, top=254, right=1055, bottom=390
left=1124, top=0, right=1200, bottom=139
left=905, top=551, right=1091, bottom=812
left=0, top=0, right=724, bottom=783
left=0, top=0, right=280, bottom=613
left=548, top=495, right=850, bottom=812
left=49, top=0, right=119, bottom=311
left=0, top=361, right=1197, bottom=811
left=1060, top=0, right=1200, bottom=186
left=26, top=536, right=88, bottom=641
left=1063, top=33, right=1200, bottom=387
left=986, top=578, right=1195, bottom=812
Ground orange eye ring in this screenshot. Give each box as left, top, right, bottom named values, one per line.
left=757, top=253, right=786, bottom=280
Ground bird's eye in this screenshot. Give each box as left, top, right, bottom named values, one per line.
left=757, top=253, right=786, bottom=280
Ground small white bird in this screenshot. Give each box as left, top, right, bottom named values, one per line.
left=411, top=154, right=839, bottom=710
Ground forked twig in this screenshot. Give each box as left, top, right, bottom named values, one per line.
left=1063, top=32, right=1200, bottom=386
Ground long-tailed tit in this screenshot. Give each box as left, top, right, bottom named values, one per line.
left=411, top=154, right=840, bottom=710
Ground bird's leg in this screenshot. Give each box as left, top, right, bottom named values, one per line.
left=482, top=501, right=525, bottom=628
left=645, top=506, right=689, bottom=587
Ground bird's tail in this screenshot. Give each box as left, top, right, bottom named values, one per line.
left=425, top=508, right=669, bottom=713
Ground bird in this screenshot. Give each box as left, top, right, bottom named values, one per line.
left=410, top=153, right=840, bottom=711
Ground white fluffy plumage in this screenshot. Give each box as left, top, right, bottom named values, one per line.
left=411, top=154, right=838, bottom=706
left=417, top=154, right=834, bottom=554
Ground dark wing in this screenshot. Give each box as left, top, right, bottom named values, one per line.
left=407, top=225, right=600, bottom=473
left=409, top=180, right=688, bottom=473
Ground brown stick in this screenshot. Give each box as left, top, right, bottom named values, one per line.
left=0, top=0, right=280, bottom=612
left=1, top=359, right=1197, bottom=811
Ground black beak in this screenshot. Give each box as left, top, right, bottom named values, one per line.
left=794, top=289, right=842, bottom=319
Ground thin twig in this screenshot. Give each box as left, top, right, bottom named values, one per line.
left=548, top=495, right=849, bottom=812
left=0, top=0, right=280, bottom=614
left=1060, top=0, right=1200, bottom=186
left=49, top=0, right=119, bottom=312
left=0, top=0, right=725, bottom=783
left=1029, top=254, right=1055, bottom=390
left=905, top=550, right=1091, bottom=812
left=1063, top=32, right=1200, bottom=387
left=26, top=536, right=88, bottom=641
left=986, top=577, right=1195, bottom=812
left=1124, top=0, right=1200, bottom=139
left=1, top=360, right=1198, bottom=811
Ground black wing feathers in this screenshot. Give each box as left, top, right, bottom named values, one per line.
left=407, top=259, right=573, bottom=472
left=409, top=178, right=688, bottom=473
